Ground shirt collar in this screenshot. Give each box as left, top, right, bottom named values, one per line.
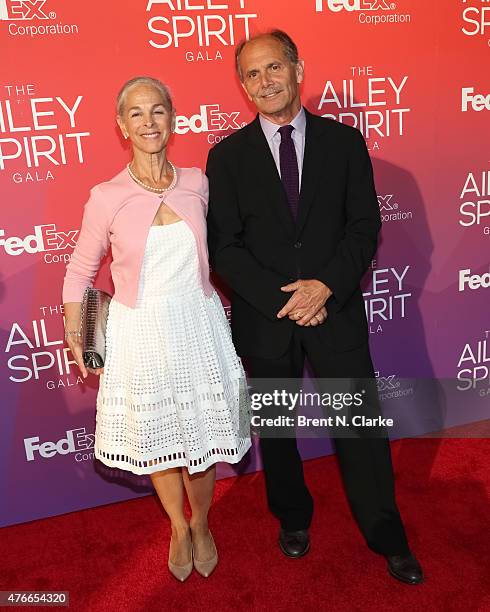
left=259, top=106, right=306, bottom=142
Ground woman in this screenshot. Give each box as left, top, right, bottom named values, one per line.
left=62, top=76, right=251, bottom=582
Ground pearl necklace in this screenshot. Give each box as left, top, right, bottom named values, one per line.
left=127, top=160, right=177, bottom=193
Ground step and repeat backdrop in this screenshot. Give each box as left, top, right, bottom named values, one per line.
left=1, top=1, right=489, bottom=527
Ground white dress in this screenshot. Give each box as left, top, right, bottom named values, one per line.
left=94, top=220, right=252, bottom=475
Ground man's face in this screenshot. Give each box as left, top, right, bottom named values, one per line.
left=239, top=36, right=304, bottom=121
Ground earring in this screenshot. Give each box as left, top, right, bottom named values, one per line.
left=123, top=133, right=128, bottom=140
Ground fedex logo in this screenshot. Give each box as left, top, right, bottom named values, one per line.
left=0, top=0, right=49, bottom=20
left=174, top=104, right=244, bottom=136
left=24, top=428, right=94, bottom=461
left=315, top=0, right=393, bottom=12
left=0, top=224, right=79, bottom=256
left=378, top=194, right=398, bottom=211
left=459, top=268, right=490, bottom=291
left=461, top=87, right=490, bottom=112
left=375, top=373, right=400, bottom=391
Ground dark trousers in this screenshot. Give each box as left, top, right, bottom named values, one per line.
left=245, top=325, right=410, bottom=556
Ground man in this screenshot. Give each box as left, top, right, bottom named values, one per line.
left=205, top=30, right=423, bottom=584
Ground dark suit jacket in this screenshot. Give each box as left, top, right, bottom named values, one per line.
left=205, top=108, right=381, bottom=359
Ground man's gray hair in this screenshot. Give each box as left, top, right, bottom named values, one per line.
left=116, top=76, right=173, bottom=115
left=235, top=30, right=299, bottom=82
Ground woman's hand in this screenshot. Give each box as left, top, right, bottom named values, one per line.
left=65, top=332, right=88, bottom=378
left=88, top=367, right=104, bottom=376
left=64, top=303, right=104, bottom=378
left=65, top=333, right=105, bottom=377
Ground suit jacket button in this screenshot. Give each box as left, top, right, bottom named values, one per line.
left=294, top=241, right=302, bottom=249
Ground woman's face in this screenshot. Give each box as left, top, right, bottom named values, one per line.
left=117, top=84, right=175, bottom=155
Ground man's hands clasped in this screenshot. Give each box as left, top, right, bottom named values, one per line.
left=277, top=279, right=332, bottom=326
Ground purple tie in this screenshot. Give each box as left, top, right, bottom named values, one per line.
left=278, top=124, right=299, bottom=222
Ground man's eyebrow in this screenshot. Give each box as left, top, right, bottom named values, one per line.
left=246, top=61, right=282, bottom=76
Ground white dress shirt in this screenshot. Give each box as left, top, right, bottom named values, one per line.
left=259, top=106, right=306, bottom=190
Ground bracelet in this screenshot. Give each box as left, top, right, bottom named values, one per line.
left=65, top=330, right=82, bottom=340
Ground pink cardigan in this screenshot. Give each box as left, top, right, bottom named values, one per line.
left=62, top=165, right=213, bottom=308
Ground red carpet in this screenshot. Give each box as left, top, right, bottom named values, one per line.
left=2, top=437, right=490, bottom=612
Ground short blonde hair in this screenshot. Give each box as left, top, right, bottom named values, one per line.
left=116, top=76, right=173, bottom=115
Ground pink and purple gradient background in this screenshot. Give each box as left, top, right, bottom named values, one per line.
left=1, top=1, right=488, bottom=527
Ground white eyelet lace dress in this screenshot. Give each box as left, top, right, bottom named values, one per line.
left=94, top=220, right=252, bottom=475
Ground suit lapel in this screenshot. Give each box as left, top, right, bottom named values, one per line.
left=245, top=115, right=295, bottom=236
left=295, top=109, right=326, bottom=238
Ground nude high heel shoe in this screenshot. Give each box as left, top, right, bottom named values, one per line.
left=193, top=531, right=218, bottom=578
left=168, top=536, right=193, bottom=582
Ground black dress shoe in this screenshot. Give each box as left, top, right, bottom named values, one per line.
left=386, top=552, right=424, bottom=584
left=279, top=529, right=310, bottom=558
